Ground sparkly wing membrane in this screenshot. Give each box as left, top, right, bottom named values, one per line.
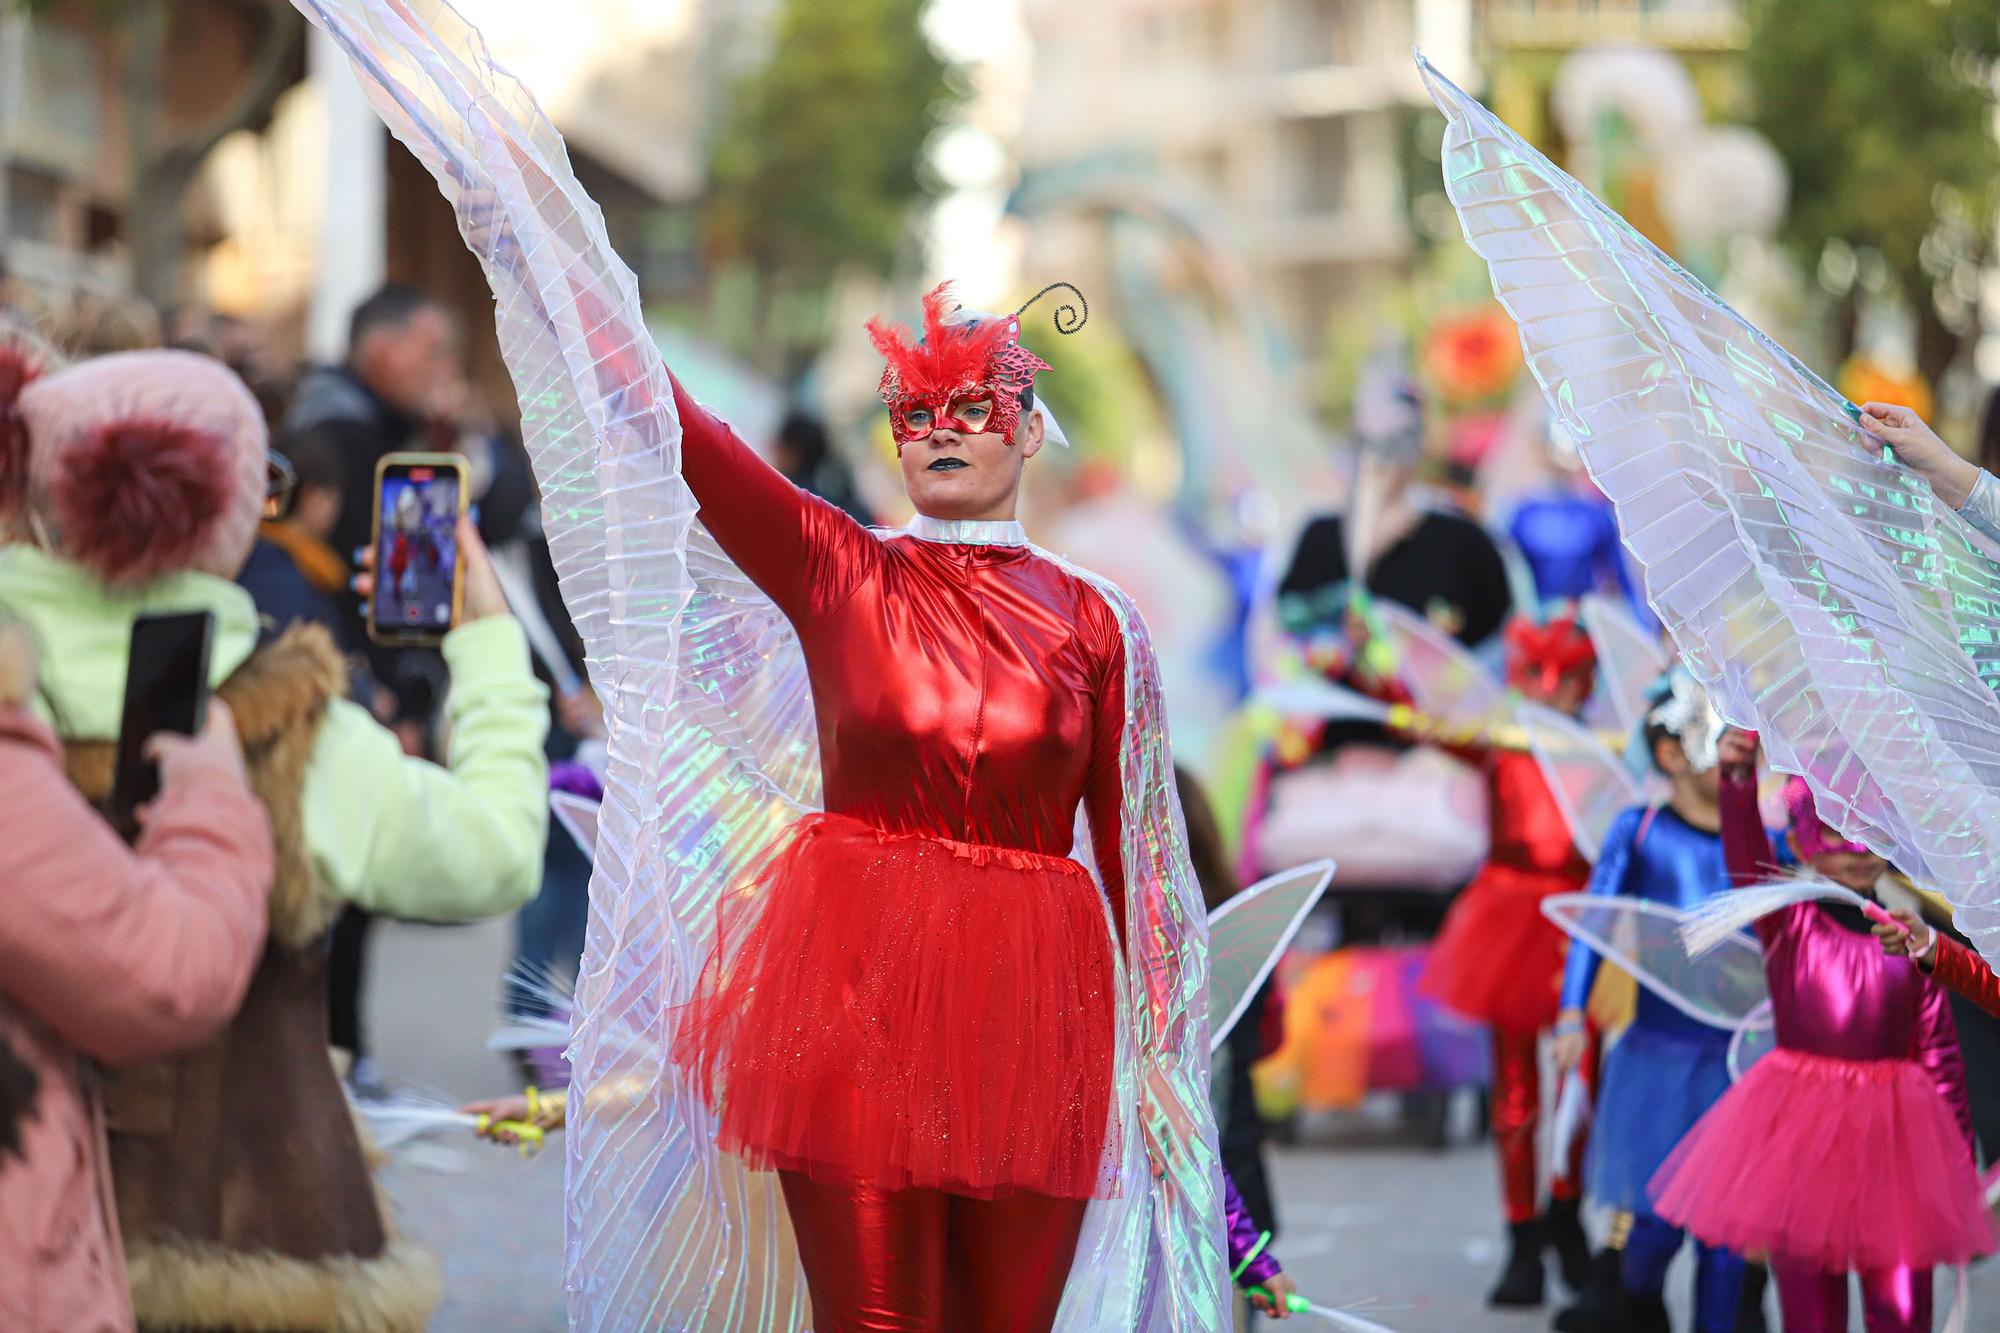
left=1541, top=892, right=1771, bottom=1033
left=297, top=7, right=1227, bottom=1327
left=1206, top=860, right=1336, bottom=1055
left=1580, top=592, right=1670, bottom=738
left=295, top=2, right=812, bottom=1326
left=1517, top=701, right=1653, bottom=862
left=1372, top=599, right=1509, bottom=724
left=1422, top=53, right=2000, bottom=968
left=549, top=791, right=600, bottom=862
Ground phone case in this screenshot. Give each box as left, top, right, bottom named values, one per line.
left=367, top=451, right=471, bottom=647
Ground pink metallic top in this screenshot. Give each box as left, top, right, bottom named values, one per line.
left=1720, top=771, right=1972, bottom=1142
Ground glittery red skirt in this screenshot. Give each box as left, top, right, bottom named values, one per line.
left=671, top=812, right=1119, bottom=1200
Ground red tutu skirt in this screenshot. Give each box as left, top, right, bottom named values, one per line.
left=1419, top=863, right=1579, bottom=1035
left=1651, top=1048, right=1997, bottom=1272
left=672, top=813, right=1118, bottom=1200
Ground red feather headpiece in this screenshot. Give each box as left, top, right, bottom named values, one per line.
left=865, top=283, right=1049, bottom=448
left=1506, top=613, right=1597, bottom=696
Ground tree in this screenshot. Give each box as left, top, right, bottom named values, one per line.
left=701, top=0, right=962, bottom=380
left=6, top=0, right=303, bottom=309
left=1745, top=0, right=2000, bottom=383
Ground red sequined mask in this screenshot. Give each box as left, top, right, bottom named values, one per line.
left=866, top=283, right=1049, bottom=450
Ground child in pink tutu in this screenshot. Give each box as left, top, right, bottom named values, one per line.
left=1649, top=730, right=1994, bottom=1331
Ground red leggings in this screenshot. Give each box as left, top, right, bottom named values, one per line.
left=1771, top=1260, right=1932, bottom=1332
left=1491, top=1027, right=1595, bottom=1224
left=779, top=1172, right=1089, bottom=1332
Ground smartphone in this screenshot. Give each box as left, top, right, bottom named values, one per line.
left=109, top=610, right=215, bottom=829
left=369, top=452, right=469, bottom=647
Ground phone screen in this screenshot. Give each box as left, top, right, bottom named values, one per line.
left=372, top=462, right=462, bottom=640
left=110, top=611, right=215, bottom=826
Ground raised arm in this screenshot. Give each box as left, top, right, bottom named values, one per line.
left=672, top=376, right=876, bottom=629
left=1718, top=753, right=1802, bottom=950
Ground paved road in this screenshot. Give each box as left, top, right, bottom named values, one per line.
left=366, top=916, right=2000, bottom=1331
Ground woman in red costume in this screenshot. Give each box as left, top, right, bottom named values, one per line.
left=663, top=287, right=1168, bottom=1332
left=1406, top=616, right=1600, bottom=1307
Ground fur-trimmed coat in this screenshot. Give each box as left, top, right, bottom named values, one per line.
left=66, top=627, right=442, bottom=1333
left=0, top=630, right=271, bottom=1332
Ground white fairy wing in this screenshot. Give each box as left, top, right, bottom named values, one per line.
left=292, top=2, right=815, bottom=1326
left=548, top=791, right=599, bottom=862
left=1421, top=52, right=2000, bottom=971
left=1206, top=860, right=1336, bottom=1055
left=1541, top=892, right=1770, bottom=1030
left=1253, top=677, right=1395, bottom=726
left=1372, top=598, right=1508, bottom=724
left=1579, top=592, right=1670, bottom=738
left=1517, top=701, right=1652, bottom=862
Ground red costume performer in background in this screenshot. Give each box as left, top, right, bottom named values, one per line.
left=671, top=294, right=1131, bottom=1332
left=1413, top=616, right=1599, bottom=1305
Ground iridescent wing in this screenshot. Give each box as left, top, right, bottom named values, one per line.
left=1253, top=677, right=1395, bottom=726
left=549, top=790, right=599, bottom=862
left=1518, top=701, right=1653, bottom=862
left=291, top=2, right=814, bottom=1326
left=1372, top=598, right=1509, bottom=724
left=1207, top=860, right=1336, bottom=1054
left=1541, top=892, right=1770, bottom=1030
left=1579, top=592, right=1670, bottom=738
left=1423, top=53, right=2000, bottom=970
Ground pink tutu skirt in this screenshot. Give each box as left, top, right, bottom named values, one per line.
left=672, top=813, right=1118, bottom=1200
left=1651, top=1047, right=1996, bottom=1272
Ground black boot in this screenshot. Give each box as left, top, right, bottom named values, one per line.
left=1552, top=1248, right=1621, bottom=1332
left=1543, top=1197, right=1593, bottom=1292
left=1489, top=1218, right=1547, bottom=1308
left=1735, top=1262, right=1770, bottom=1333
left=1609, top=1286, right=1669, bottom=1333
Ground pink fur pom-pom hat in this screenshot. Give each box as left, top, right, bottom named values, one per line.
left=18, top=349, right=268, bottom=586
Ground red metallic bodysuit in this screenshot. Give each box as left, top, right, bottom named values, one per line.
left=667, top=380, right=1127, bottom=1331
left=1420, top=741, right=1594, bottom=1224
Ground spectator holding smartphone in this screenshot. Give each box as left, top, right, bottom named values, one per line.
left=0, top=619, right=273, bottom=1332
left=0, top=347, right=547, bottom=1332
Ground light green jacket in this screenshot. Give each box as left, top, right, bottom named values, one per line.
left=0, top=546, right=550, bottom=920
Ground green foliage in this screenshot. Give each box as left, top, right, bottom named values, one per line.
left=1745, top=0, right=2000, bottom=362
left=703, top=0, right=963, bottom=372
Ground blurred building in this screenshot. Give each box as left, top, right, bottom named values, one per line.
left=1015, top=0, right=1478, bottom=380
left=0, top=0, right=769, bottom=402
left=1480, top=0, right=1747, bottom=146
left=0, top=0, right=300, bottom=318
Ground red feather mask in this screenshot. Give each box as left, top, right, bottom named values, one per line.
left=866, top=283, right=1050, bottom=450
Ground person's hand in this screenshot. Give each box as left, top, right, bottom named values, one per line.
left=1552, top=1017, right=1588, bottom=1074
left=146, top=701, right=248, bottom=797
left=1716, top=727, right=1759, bottom=780
left=462, top=1094, right=535, bottom=1146
left=1249, top=1272, right=1298, bottom=1319
left=1872, top=907, right=1933, bottom=961
left=1859, top=402, right=1981, bottom=508
left=456, top=515, right=510, bottom=623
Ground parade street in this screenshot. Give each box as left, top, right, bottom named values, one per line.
left=367, top=915, right=2000, bottom=1332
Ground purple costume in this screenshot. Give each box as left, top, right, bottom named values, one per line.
left=1224, top=1169, right=1281, bottom=1288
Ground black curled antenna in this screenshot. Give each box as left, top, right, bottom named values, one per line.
left=1014, top=282, right=1088, bottom=336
